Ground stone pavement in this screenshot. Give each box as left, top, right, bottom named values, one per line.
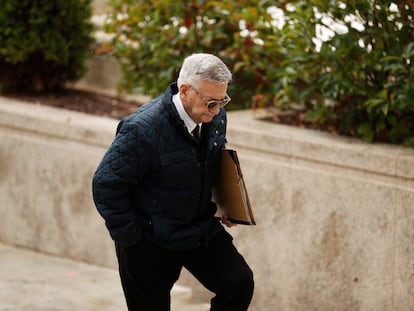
left=0, top=243, right=209, bottom=311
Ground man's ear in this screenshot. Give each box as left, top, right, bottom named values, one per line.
left=179, top=83, right=190, bottom=98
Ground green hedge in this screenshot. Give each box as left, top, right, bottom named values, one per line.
left=272, top=0, right=414, bottom=146
left=0, top=0, right=95, bottom=92
left=105, top=0, right=413, bottom=146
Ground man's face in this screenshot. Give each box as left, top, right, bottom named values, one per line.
left=179, top=80, right=229, bottom=124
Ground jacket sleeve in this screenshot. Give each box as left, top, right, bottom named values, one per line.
left=92, top=119, right=148, bottom=246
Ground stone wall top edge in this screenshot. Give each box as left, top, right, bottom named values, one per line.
left=1, top=98, right=413, bottom=178
left=0, top=96, right=118, bottom=147
left=227, top=110, right=414, bottom=179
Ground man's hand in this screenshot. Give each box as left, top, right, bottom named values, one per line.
left=221, top=214, right=237, bottom=228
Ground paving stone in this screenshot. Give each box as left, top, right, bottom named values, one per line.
left=0, top=243, right=209, bottom=311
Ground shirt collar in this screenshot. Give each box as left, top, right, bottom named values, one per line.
left=172, top=93, right=201, bottom=134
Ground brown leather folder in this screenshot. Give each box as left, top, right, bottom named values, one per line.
left=212, top=149, right=256, bottom=225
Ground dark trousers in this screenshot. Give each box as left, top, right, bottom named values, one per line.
left=115, top=231, right=254, bottom=311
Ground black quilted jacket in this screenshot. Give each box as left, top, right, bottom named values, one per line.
left=92, top=83, right=227, bottom=249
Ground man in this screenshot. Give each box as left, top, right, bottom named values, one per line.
left=92, top=53, right=254, bottom=311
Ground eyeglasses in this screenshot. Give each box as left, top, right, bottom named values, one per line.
left=189, top=85, right=231, bottom=109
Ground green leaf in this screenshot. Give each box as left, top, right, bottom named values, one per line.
left=357, top=123, right=374, bottom=142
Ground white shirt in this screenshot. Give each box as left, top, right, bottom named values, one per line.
left=172, top=93, right=201, bottom=137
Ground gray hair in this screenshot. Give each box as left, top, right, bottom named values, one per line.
left=177, top=53, right=232, bottom=88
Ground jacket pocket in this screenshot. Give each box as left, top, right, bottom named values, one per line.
left=151, top=214, right=177, bottom=240
left=159, top=151, right=200, bottom=189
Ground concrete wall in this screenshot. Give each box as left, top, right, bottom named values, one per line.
left=0, top=98, right=118, bottom=268
left=1, top=97, right=413, bottom=310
